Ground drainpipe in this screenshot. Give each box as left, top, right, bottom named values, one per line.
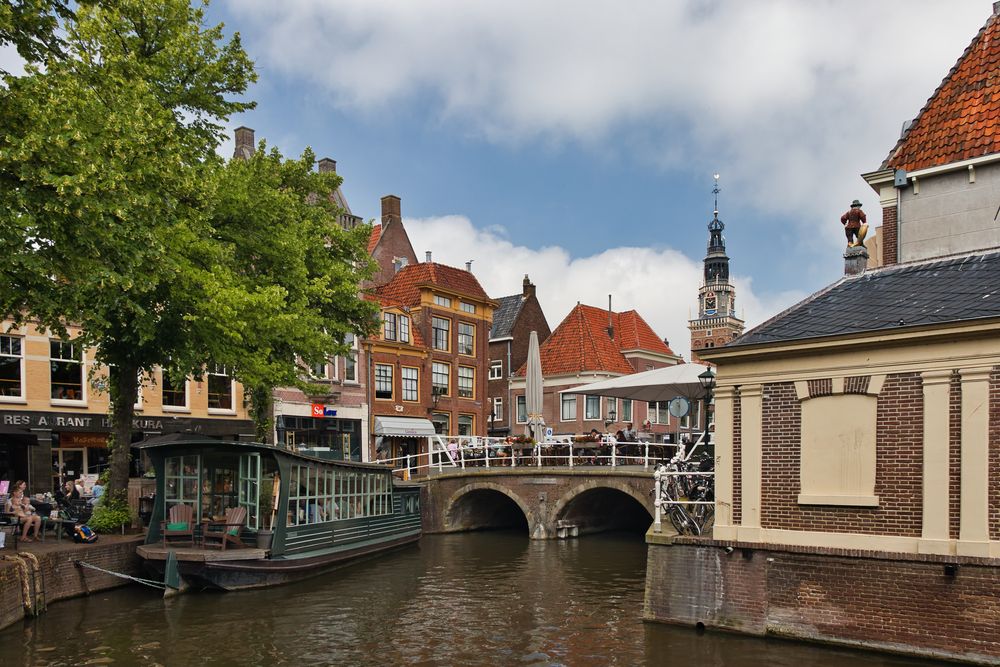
left=366, top=341, right=374, bottom=461
left=506, top=341, right=513, bottom=435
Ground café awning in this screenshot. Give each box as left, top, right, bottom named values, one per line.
left=373, top=416, right=437, bottom=437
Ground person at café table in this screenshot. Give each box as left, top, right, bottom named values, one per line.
left=5, top=480, right=42, bottom=542
left=57, top=479, right=80, bottom=504
left=621, top=422, right=637, bottom=442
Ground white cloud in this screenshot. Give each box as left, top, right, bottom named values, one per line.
left=227, top=0, right=989, bottom=253
left=404, top=214, right=804, bottom=358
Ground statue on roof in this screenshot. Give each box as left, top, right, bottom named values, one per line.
left=840, top=199, right=868, bottom=248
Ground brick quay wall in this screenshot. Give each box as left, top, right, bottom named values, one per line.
left=0, top=535, right=144, bottom=632
left=644, top=535, right=1000, bottom=665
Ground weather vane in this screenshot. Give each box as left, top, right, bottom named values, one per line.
left=712, top=173, right=720, bottom=216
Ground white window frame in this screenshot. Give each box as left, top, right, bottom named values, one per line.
left=0, top=334, right=25, bottom=403
left=401, top=366, right=419, bottom=402
left=383, top=312, right=397, bottom=341
left=433, top=295, right=452, bottom=308
left=584, top=395, right=600, bottom=420
left=457, top=322, right=475, bottom=356
left=398, top=315, right=410, bottom=344
left=432, top=316, right=451, bottom=352
left=460, top=302, right=476, bottom=314
left=605, top=397, right=617, bottom=420
left=491, top=396, right=503, bottom=422
left=207, top=365, right=237, bottom=415
left=457, top=366, right=474, bottom=399
left=50, top=339, right=86, bottom=406
left=515, top=395, right=527, bottom=424
left=489, top=359, right=503, bottom=380
left=432, top=362, right=450, bottom=396
left=560, top=394, right=577, bottom=422
left=160, top=369, right=190, bottom=412
left=621, top=399, right=632, bottom=423
left=343, top=333, right=359, bottom=384
left=374, top=363, right=393, bottom=400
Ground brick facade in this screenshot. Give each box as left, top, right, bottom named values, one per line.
left=757, top=376, right=923, bottom=536
left=646, top=540, right=1000, bottom=664
left=881, top=205, right=898, bottom=266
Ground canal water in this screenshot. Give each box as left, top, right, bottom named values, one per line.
left=1, top=532, right=939, bottom=666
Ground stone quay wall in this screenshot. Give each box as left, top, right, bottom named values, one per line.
left=645, top=535, right=1000, bottom=665
left=0, top=535, right=144, bottom=632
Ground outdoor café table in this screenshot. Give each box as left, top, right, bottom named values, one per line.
left=39, top=517, right=76, bottom=543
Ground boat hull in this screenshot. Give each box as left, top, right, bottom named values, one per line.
left=140, top=532, right=420, bottom=591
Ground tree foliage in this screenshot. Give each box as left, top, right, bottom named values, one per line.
left=0, top=1, right=377, bottom=493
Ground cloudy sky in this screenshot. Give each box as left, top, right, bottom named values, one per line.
left=15, top=1, right=994, bottom=357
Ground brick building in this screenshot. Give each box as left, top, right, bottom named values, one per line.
left=509, top=302, right=684, bottom=440
left=0, top=320, right=253, bottom=493
left=364, top=197, right=496, bottom=460
left=487, top=275, right=551, bottom=436
left=231, top=128, right=370, bottom=460
left=648, top=7, right=1000, bottom=661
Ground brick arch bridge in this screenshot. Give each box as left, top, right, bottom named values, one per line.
left=421, top=469, right=655, bottom=539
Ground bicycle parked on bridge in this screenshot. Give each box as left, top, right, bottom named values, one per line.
left=655, top=445, right=714, bottom=536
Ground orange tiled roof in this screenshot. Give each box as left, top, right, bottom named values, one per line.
left=883, top=8, right=1000, bottom=172
left=367, top=224, right=382, bottom=254
left=525, top=304, right=672, bottom=376
left=374, top=262, right=491, bottom=306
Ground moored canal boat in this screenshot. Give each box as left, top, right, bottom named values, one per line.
left=136, top=437, right=421, bottom=591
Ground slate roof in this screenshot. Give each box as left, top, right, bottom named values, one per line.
left=374, top=262, right=491, bottom=306
left=728, top=250, right=1000, bottom=348
left=490, top=294, right=526, bottom=339
left=522, top=303, right=674, bottom=376
left=882, top=6, right=1000, bottom=172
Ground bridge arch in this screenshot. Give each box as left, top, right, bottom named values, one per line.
left=551, top=480, right=653, bottom=536
left=442, top=482, right=534, bottom=534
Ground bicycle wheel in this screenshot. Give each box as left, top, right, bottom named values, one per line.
left=668, top=507, right=687, bottom=535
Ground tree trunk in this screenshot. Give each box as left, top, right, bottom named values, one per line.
left=107, top=361, right=139, bottom=496
left=249, top=385, right=274, bottom=444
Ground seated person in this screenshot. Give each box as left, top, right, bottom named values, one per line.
left=88, top=482, right=105, bottom=506
left=621, top=422, right=638, bottom=442
left=588, top=428, right=601, bottom=442
left=57, top=479, right=81, bottom=505
left=5, top=480, right=42, bottom=542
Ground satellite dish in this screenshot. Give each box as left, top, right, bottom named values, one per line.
left=668, top=397, right=690, bottom=418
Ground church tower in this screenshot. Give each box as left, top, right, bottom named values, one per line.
left=689, top=174, right=745, bottom=362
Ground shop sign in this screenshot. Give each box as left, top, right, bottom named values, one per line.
left=310, top=404, right=337, bottom=418
left=60, top=432, right=110, bottom=448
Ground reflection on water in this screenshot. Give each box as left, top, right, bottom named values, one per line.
left=1, top=533, right=938, bottom=666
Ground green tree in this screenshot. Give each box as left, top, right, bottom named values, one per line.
left=210, top=144, right=378, bottom=441
left=0, top=0, right=74, bottom=69
left=0, top=1, right=374, bottom=502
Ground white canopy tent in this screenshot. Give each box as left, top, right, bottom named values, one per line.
left=560, top=363, right=713, bottom=404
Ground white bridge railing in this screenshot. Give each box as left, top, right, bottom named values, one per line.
left=376, top=434, right=686, bottom=478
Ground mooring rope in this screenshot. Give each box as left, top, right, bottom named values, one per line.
left=1, top=553, right=45, bottom=615
left=74, top=560, right=166, bottom=590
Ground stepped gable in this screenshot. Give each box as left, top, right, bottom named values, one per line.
left=490, top=294, right=526, bottom=339
left=730, top=249, right=1000, bottom=348
left=374, top=262, right=490, bottom=307
left=883, top=7, right=1000, bottom=172
left=367, top=224, right=382, bottom=254
left=524, top=303, right=669, bottom=376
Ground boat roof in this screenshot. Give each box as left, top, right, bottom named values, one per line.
left=136, top=435, right=389, bottom=471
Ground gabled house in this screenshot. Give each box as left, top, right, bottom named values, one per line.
left=649, top=7, right=1000, bottom=662
left=487, top=275, right=551, bottom=436
left=509, top=302, right=683, bottom=439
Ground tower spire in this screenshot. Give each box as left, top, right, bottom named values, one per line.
left=713, top=172, right=720, bottom=217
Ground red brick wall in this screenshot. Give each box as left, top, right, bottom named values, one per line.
left=950, top=371, right=962, bottom=540
left=881, top=205, right=898, bottom=266
left=844, top=375, right=870, bottom=394
left=757, top=375, right=922, bottom=536
left=0, top=537, right=142, bottom=632
left=647, top=540, right=1000, bottom=663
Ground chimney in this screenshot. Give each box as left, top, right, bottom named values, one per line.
left=607, top=294, right=614, bottom=340
left=465, top=260, right=473, bottom=272
left=233, top=126, right=255, bottom=160
left=425, top=251, right=432, bottom=263
left=318, top=157, right=337, bottom=173
left=522, top=274, right=536, bottom=299
left=844, top=245, right=869, bottom=277
left=381, top=195, right=401, bottom=226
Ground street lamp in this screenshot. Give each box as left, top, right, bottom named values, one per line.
left=697, top=367, right=716, bottom=443
left=488, top=408, right=496, bottom=435
left=604, top=408, right=617, bottom=431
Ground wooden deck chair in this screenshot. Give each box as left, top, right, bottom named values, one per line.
left=202, top=506, right=247, bottom=551
left=160, top=503, right=195, bottom=547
